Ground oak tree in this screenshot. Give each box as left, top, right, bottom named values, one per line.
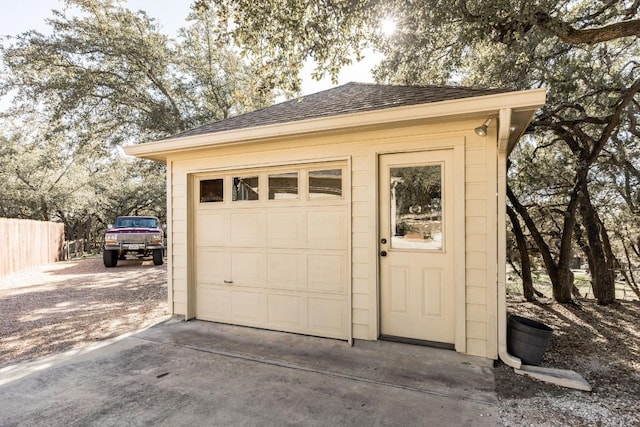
left=0, top=0, right=273, bottom=239
left=201, top=0, right=640, bottom=304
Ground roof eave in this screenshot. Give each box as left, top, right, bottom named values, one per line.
left=125, top=88, right=546, bottom=161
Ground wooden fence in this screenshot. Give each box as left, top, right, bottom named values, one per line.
left=0, top=218, right=65, bottom=278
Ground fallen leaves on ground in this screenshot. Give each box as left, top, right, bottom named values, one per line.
left=497, top=296, right=640, bottom=426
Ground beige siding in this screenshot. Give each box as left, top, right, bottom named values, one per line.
left=466, top=338, right=487, bottom=356
left=352, top=308, right=369, bottom=324
left=171, top=168, right=189, bottom=317
left=351, top=154, right=375, bottom=339
left=165, top=118, right=499, bottom=357
left=464, top=131, right=499, bottom=358
left=464, top=142, right=489, bottom=357
left=484, top=132, right=499, bottom=359
left=466, top=320, right=488, bottom=339
left=165, top=161, right=173, bottom=312
left=467, top=286, right=488, bottom=304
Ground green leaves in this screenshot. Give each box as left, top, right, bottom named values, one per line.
left=198, top=0, right=639, bottom=301
left=0, top=0, right=274, bottom=238
left=201, top=0, right=377, bottom=93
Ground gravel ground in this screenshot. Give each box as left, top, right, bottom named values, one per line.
left=497, top=296, right=640, bottom=427
left=0, top=257, right=167, bottom=368
left=1, top=259, right=638, bottom=426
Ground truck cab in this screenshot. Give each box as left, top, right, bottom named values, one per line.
left=103, top=216, right=164, bottom=267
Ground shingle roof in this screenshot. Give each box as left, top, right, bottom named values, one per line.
left=163, top=82, right=512, bottom=140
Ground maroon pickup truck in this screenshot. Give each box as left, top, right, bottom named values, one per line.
left=103, top=216, right=164, bottom=267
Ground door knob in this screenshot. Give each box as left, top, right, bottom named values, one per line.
left=380, top=251, right=387, bottom=257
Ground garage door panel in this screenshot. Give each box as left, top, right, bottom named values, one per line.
left=197, top=212, right=230, bottom=245
left=307, top=209, right=347, bottom=249
left=267, top=252, right=306, bottom=289
left=267, top=294, right=305, bottom=329
left=266, top=211, right=306, bottom=247
left=307, top=253, right=347, bottom=293
left=197, top=287, right=231, bottom=320
left=231, top=212, right=266, bottom=245
left=197, top=249, right=230, bottom=284
left=308, top=297, right=347, bottom=338
left=231, top=251, right=266, bottom=284
left=232, top=291, right=267, bottom=323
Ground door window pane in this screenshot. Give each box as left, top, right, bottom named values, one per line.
left=268, top=172, right=298, bottom=200
left=200, top=179, right=224, bottom=203
left=233, top=176, right=259, bottom=201
left=390, top=165, right=442, bottom=250
left=309, top=169, right=342, bottom=199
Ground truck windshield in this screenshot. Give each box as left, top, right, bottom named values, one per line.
left=115, top=218, right=158, bottom=228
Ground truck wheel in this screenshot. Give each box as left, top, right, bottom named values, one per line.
left=152, top=249, right=164, bottom=266
left=103, top=250, right=118, bottom=267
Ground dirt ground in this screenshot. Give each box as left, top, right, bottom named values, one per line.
left=0, top=257, right=167, bottom=368
left=1, top=259, right=639, bottom=426
left=497, top=296, right=640, bottom=426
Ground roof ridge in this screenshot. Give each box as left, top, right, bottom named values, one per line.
left=343, top=81, right=502, bottom=91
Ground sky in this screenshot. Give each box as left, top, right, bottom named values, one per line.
left=0, top=0, right=380, bottom=96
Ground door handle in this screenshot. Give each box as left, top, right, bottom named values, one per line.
left=380, top=251, right=387, bottom=257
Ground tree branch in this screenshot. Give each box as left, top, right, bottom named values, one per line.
left=549, top=18, right=640, bottom=45
left=588, top=76, right=640, bottom=164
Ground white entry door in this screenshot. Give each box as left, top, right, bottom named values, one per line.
left=379, top=150, right=456, bottom=345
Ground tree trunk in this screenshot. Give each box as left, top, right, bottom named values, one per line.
left=620, top=240, right=640, bottom=299
left=507, top=184, right=575, bottom=303
left=574, top=221, right=594, bottom=297
left=599, top=215, right=618, bottom=298
left=548, top=264, right=575, bottom=302
left=507, top=205, right=535, bottom=301
left=580, top=189, right=616, bottom=304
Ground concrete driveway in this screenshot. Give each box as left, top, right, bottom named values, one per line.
left=0, top=319, right=499, bottom=426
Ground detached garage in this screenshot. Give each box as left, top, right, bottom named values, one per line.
left=126, top=83, right=545, bottom=360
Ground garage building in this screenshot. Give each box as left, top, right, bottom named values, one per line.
left=126, top=83, right=546, bottom=360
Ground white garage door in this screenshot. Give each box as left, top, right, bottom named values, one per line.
left=194, top=162, right=349, bottom=339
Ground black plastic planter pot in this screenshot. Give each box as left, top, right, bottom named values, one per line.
left=507, top=315, right=553, bottom=366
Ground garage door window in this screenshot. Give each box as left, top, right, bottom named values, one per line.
left=269, top=172, right=298, bottom=200
left=200, top=178, right=224, bottom=203
left=233, top=176, right=259, bottom=201
left=309, top=169, right=342, bottom=199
